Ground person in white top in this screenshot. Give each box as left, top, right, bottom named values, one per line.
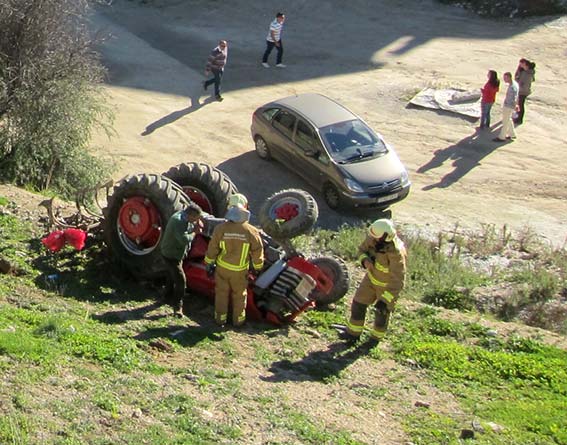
left=262, top=12, right=286, bottom=68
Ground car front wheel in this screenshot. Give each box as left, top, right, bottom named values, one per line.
left=323, top=183, right=341, bottom=210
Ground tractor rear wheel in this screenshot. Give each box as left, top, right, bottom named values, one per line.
left=103, top=173, right=191, bottom=279
left=309, top=256, right=350, bottom=306
left=258, top=189, right=318, bottom=240
left=163, top=162, right=238, bottom=217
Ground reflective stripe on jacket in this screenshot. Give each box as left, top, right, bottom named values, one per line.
left=357, top=235, right=407, bottom=296
left=204, top=221, right=264, bottom=272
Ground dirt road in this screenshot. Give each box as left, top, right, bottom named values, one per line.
left=92, top=0, right=567, bottom=245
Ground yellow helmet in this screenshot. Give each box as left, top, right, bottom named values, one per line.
left=368, top=219, right=396, bottom=241
left=228, top=193, right=248, bottom=209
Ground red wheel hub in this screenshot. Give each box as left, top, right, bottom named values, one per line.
left=274, top=203, right=299, bottom=221
left=183, top=187, right=213, bottom=214
left=118, top=197, right=161, bottom=246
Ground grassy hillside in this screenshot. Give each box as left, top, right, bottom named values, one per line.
left=1, top=191, right=566, bottom=444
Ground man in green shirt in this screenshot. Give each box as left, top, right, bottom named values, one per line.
left=160, top=203, right=202, bottom=317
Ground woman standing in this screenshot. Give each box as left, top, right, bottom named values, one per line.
left=514, top=58, right=536, bottom=125
left=479, top=70, right=500, bottom=129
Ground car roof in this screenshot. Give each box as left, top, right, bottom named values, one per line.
left=270, top=93, right=357, bottom=128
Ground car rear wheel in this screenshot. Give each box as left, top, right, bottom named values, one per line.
left=309, top=256, right=350, bottom=306
left=254, top=136, right=271, bottom=160
left=323, top=183, right=342, bottom=210
left=259, top=189, right=318, bottom=240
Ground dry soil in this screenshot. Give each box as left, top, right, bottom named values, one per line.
left=92, top=0, right=567, bottom=245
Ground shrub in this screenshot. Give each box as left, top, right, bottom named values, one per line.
left=0, top=0, right=114, bottom=198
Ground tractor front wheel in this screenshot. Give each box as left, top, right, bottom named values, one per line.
left=258, top=189, right=318, bottom=240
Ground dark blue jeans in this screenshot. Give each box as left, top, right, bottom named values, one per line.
left=516, top=94, right=527, bottom=124
left=480, top=102, right=493, bottom=128
left=262, top=40, right=283, bottom=65
left=204, top=69, right=223, bottom=96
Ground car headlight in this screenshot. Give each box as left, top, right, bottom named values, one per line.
left=400, top=169, right=410, bottom=186
left=344, top=178, right=364, bottom=193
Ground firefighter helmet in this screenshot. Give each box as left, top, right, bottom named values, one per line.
left=368, top=219, right=396, bottom=241
left=228, top=193, right=248, bottom=209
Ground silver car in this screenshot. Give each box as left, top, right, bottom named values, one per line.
left=250, top=93, right=410, bottom=210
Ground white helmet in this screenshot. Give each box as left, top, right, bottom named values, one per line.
left=368, top=219, right=396, bottom=242
left=228, top=193, right=248, bottom=209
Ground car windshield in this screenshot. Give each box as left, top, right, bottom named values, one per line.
left=320, top=119, right=387, bottom=163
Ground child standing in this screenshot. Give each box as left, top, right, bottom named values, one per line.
left=479, top=70, right=500, bottom=129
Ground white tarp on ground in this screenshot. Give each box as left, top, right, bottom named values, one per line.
left=409, top=88, right=481, bottom=119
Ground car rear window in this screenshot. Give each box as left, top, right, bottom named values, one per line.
left=272, top=110, right=296, bottom=139
left=262, top=108, right=279, bottom=120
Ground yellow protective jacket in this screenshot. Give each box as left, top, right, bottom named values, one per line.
left=204, top=221, right=264, bottom=272
left=357, top=235, right=406, bottom=296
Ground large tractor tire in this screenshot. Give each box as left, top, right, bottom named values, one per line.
left=258, top=189, right=318, bottom=240
left=309, top=256, right=350, bottom=306
left=163, top=162, right=238, bottom=217
left=103, top=173, right=191, bottom=279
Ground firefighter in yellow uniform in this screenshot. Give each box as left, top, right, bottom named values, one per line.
left=344, top=219, right=407, bottom=342
left=204, top=194, right=264, bottom=327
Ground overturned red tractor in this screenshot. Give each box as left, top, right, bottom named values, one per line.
left=103, top=162, right=349, bottom=324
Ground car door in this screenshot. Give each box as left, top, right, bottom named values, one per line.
left=269, top=109, right=297, bottom=164
left=289, top=119, right=332, bottom=191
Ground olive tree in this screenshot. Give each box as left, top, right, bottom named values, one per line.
left=0, top=0, right=113, bottom=197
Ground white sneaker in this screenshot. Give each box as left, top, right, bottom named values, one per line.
left=276, top=63, right=287, bottom=68
left=262, top=63, right=270, bottom=68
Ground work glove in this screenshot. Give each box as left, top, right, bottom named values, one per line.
left=248, top=269, right=259, bottom=280
left=206, top=263, right=216, bottom=277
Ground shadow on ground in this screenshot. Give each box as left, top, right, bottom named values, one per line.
left=418, top=124, right=508, bottom=189
left=217, top=151, right=390, bottom=231
left=262, top=340, right=377, bottom=382
left=32, top=242, right=156, bottom=304
left=141, top=94, right=216, bottom=135
left=95, top=0, right=554, bottom=97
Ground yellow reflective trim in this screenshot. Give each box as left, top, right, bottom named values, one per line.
left=238, top=313, right=246, bottom=323
left=217, top=259, right=248, bottom=272
left=358, top=254, right=369, bottom=264
left=216, top=313, right=227, bottom=322
left=382, top=291, right=395, bottom=303
left=374, top=262, right=389, bottom=273
left=240, top=242, right=250, bottom=268
left=346, top=320, right=364, bottom=333
left=218, top=240, right=228, bottom=263
left=216, top=240, right=249, bottom=272
left=253, top=261, right=264, bottom=270
left=368, top=271, right=387, bottom=287
left=204, top=256, right=215, bottom=265
left=369, top=328, right=386, bottom=339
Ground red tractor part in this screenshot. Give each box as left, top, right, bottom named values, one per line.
left=287, top=256, right=333, bottom=295
left=182, top=187, right=213, bottom=215
left=274, top=202, right=299, bottom=221
left=117, top=197, right=161, bottom=248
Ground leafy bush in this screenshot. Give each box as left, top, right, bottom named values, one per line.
left=423, top=287, right=475, bottom=311
left=0, top=0, right=114, bottom=198
left=404, top=235, right=487, bottom=300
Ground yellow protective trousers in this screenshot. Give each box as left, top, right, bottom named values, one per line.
left=347, top=275, right=395, bottom=338
left=214, top=266, right=249, bottom=326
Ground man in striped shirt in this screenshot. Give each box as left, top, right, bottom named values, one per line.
left=262, top=12, right=286, bottom=68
